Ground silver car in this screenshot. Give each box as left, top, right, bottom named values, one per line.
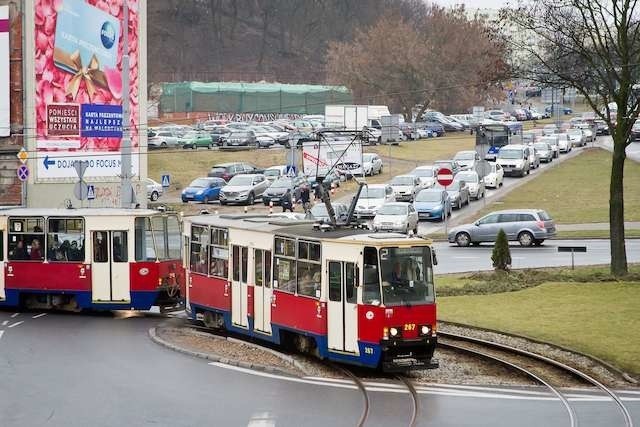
left=219, top=174, right=270, bottom=205
left=362, top=153, right=383, bottom=176
left=454, top=171, right=485, bottom=200
left=448, top=209, right=557, bottom=247
left=144, top=178, right=163, bottom=201
left=453, top=150, right=480, bottom=171
left=371, top=202, right=419, bottom=234
left=390, top=175, right=421, bottom=202
left=533, top=142, right=554, bottom=163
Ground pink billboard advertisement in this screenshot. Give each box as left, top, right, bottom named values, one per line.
left=34, top=0, right=141, bottom=180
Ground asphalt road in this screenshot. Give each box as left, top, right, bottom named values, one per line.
left=433, top=238, right=640, bottom=274
left=0, top=311, right=637, bottom=427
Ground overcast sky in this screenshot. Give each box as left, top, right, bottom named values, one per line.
left=432, top=0, right=511, bottom=9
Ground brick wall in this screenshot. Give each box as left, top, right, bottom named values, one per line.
left=0, top=0, right=23, bottom=205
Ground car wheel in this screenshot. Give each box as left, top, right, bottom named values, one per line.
left=455, top=232, right=471, bottom=247
left=203, top=196, right=209, bottom=204
left=518, top=231, right=534, bottom=247
left=220, top=201, right=227, bottom=206
left=192, top=144, right=197, bottom=150
left=150, top=191, right=159, bottom=201
left=533, top=239, right=544, bottom=246
left=208, top=143, right=213, bottom=149
left=161, top=142, right=167, bottom=149
left=255, top=142, right=260, bottom=149
left=247, top=192, right=255, bottom=205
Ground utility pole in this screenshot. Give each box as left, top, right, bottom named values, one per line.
left=120, top=1, right=133, bottom=208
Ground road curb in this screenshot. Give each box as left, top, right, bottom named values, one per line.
left=148, top=327, right=310, bottom=377
left=439, top=321, right=639, bottom=385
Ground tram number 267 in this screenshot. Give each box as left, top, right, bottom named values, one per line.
left=403, top=323, right=416, bottom=332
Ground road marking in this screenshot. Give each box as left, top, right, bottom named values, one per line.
left=8, top=321, right=23, bottom=328
left=247, top=411, right=275, bottom=427
left=452, top=256, right=479, bottom=260
left=1, top=320, right=8, bottom=326
left=10, top=313, right=19, bottom=318
left=32, top=313, right=47, bottom=319
left=0, top=331, right=3, bottom=341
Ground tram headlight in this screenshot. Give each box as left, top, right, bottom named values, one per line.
left=389, top=327, right=399, bottom=338
left=420, top=325, right=431, bottom=336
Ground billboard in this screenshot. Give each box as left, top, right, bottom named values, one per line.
left=0, top=6, right=8, bottom=137
left=302, top=138, right=364, bottom=177
left=33, top=0, right=140, bottom=180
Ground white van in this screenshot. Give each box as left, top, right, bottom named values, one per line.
left=496, top=144, right=531, bottom=177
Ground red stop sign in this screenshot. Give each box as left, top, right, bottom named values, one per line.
left=436, top=168, right=454, bottom=187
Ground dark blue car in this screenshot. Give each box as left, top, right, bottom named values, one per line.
left=420, top=121, right=446, bottom=137
left=181, top=177, right=226, bottom=204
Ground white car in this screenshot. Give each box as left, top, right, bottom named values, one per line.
left=264, top=165, right=288, bottom=182
left=575, top=124, right=594, bottom=142
left=371, top=202, right=419, bottom=234
left=453, top=150, right=480, bottom=171
left=389, top=175, right=421, bottom=202
left=528, top=145, right=541, bottom=169
left=362, top=153, right=383, bottom=176
left=483, top=162, right=504, bottom=188
left=543, top=124, right=558, bottom=135
left=409, top=166, right=437, bottom=189
left=557, top=133, right=573, bottom=153
left=144, top=178, right=163, bottom=201
left=566, top=129, right=585, bottom=148
left=455, top=170, right=485, bottom=199
left=540, top=135, right=560, bottom=158
left=415, top=128, right=433, bottom=139
left=354, top=184, right=395, bottom=218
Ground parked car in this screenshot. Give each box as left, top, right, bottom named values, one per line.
left=179, top=131, right=214, bottom=149
left=454, top=170, right=485, bottom=200
left=434, top=160, right=461, bottom=176
left=434, top=180, right=470, bottom=209
left=251, top=125, right=289, bottom=145
left=417, top=121, right=445, bottom=137
left=483, top=162, right=504, bottom=188
left=453, top=150, right=480, bottom=171
left=557, top=133, right=573, bottom=153
left=362, top=153, right=383, bottom=176
left=389, top=175, right=421, bottom=202
left=264, top=165, right=288, bottom=182
left=448, top=209, right=557, bottom=247
left=307, top=171, right=342, bottom=193
left=409, top=165, right=438, bottom=188
left=310, top=202, right=349, bottom=223
left=566, top=128, right=585, bottom=148
left=632, top=121, right=640, bottom=141
left=262, top=176, right=305, bottom=206
left=496, top=144, right=531, bottom=177
left=371, top=202, right=419, bottom=234
left=219, top=174, right=270, bottom=205
left=220, top=130, right=259, bottom=148
left=424, top=115, right=464, bottom=132
left=399, top=123, right=420, bottom=140
left=540, top=135, right=560, bottom=158
left=144, top=178, right=163, bottom=201
left=208, top=162, right=264, bottom=181
left=533, top=142, right=554, bottom=163
left=575, top=123, right=595, bottom=142
left=210, top=126, right=232, bottom=146
left=354, top=184, right=395, bottom=218
left=148, top=129, right=180, bottom=149
left=528, top=144, right=541, bottom=169
left=595, top=119, right=610, bottom=135
left=181, top=177, right=226, bottom=204
left=415, top=127, right=435, bottom=139
left=287, top=131, right=313, bottom=148
left=542, top=124, right=558, bottom=136
left=413, top=188, right=451, bottom=221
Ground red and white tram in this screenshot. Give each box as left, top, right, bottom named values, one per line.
left=0, top=208, right=184, bottom=311
left=184, top=214, right=438, bottom=371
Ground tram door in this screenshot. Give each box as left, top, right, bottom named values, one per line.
left=327, top=261, right=358, bottom=353
left=253, top=249, right=272, bottom=334
left=91, top=231, right=130, bottom=302
left=0, top=225, right=5, bottom=301
left=231, top=245, right=249, bottom=328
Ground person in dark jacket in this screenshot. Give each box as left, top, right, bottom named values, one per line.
left=10, top=240, right=29, bottom=260
left=299, top=185, right=311, bottom=214
left=281, top=190, right=294, bottom=212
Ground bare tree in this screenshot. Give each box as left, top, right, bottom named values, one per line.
left=503, top=0, right=640, bottom=276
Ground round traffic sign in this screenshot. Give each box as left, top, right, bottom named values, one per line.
left=436, top=167, right=454, bottom=187
left=17, top=165, right=29, bottom=182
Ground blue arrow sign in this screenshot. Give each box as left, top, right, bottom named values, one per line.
left=43, top=156, right=55, bottom=170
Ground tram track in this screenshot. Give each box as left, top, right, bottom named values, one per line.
left=438, top=331, right=634, bottom=427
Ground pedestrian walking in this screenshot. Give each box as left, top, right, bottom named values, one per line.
left=281, top=190, right=294, bottom=213
left=300, top=185, right=311, bottom=214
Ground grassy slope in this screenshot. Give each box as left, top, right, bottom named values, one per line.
left=475, top=148, right=640, bottom=223
left=438, top=281, right=640, bottom=374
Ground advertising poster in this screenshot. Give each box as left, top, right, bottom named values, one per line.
left=0, top=5, right=9, bottom=137
left=34, top=0, right=140, bottom=180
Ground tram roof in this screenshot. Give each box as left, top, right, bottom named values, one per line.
left=0, top=207, right=165, bottom=217
left=185, top=214, right=432, bottom=245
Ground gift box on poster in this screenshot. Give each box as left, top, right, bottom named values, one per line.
left=53, top=0, right=120, bottom=99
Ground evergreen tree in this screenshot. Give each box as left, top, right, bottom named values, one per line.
left=492, top=229, right=511, bottom=271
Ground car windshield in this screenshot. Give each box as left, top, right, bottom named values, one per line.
left=360, top=188, right=386, bottom=199
left=380, top=246, right=435, bottom=306
left=227, top=176, right=254, bottom=186
left=391, top=176, right=415, bottom=185
left=454, top=152, right=475, bottom=160
left=189, top=178, right=211, bottom=188
left=498, top=149, right=523, bottom=159
left=183, top=131, right=199, bottom=138
left=271, top=178, right=292, bottom=188
left=377, top=204, right=407, bottom=215
left=568, top=129, right=582, bottom=135
left=230, top=132, right=250, bottom=138
left=415, top=191, right=442, bottom=202
left=534, top=143, right=549, bottom=150
left=456, top=173, right=478, bottom=183
left=265, top=169, right=281, bottom=176
left=363, top=154, right=376, bottom=162
left=412, top=168, right=434, bottom=177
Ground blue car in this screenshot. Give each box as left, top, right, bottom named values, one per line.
left=181, top=177, right=226, bottom=204
left=423, top=121, right=446, bottom=137
left=413, top=188, right=452, bottom=221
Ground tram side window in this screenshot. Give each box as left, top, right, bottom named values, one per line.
left=297, top=241, right=321, bottom=298
left=362, top=247, right=382, bottom=305
left=208, top=227, right=228, bottom=278
left=328, top=261, right=341, bottom=302
left=113, top=231, right=128, bottom=262
left=190, top=225, right=209, bottom=275
left=47, top=218, right=85, bottom=262
left=135, top=218, right=156, bottom=261
left=8, top=217, right=45, bottom=261
left=274, top=237, right=296, bottom=293
left=167, top=215, right=182, bottom=259
left=151, top=216, right=168, bottom=259
left=255, top=249, right=263, bottom=286
left=93, top=231, right=108, bottom=263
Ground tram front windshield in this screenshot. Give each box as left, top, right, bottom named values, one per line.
left=380, top=246, right=435, bottom=306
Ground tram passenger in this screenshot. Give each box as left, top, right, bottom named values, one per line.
left=30, top=239, right=43, bottom=261
left=113, top=236, right=124, bottom=262
left=67, top=241, right=82, bottom=261
left=9, top=240, right=29, bottom=260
